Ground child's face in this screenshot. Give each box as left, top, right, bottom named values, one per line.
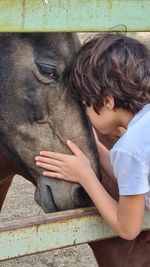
left=85, top=96, right=120, bottom=135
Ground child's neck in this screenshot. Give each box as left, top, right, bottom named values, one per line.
left=117, top=108, right=134, bottom=129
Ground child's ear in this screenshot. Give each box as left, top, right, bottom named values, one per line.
left=103, top=95, right=115, bottom=110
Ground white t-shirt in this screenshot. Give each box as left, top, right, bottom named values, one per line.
left=110, top=103, right=150, bottom=209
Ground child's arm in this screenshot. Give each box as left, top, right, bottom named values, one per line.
left=82, top=171, right=144, bottom=240
left=93, top=127, right=123, bottom=182
left=35, top=140, right=145, bottom=240
left=96, top=141, right=116, bottom=181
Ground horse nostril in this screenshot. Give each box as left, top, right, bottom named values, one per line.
left=71, top=184, right=92, bottom=208
left=34, top=184, right=58, bottom=213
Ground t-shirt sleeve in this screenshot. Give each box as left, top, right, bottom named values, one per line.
left=110, top=149, right=149, bottom=195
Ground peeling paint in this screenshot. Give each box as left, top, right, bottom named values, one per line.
left=0, top=207, right=150, bottom=261
left=21, top=0, right=26, bottom=29
left=0, top=0, right=149, bottom=32
left=108, top=0, right=112, bottom=10
left=44, top=0, right=49, bottom=3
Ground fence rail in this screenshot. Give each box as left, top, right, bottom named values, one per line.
left=0, top=207, right=150, bottom=261
left=0, top=0, right=150, bottom=32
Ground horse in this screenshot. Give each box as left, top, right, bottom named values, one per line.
left=0, top=32, right=150, bottom=267
left=0, top=32, right=101, bottom=213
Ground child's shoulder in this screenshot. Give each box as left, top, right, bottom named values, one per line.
left=111, top=103, right=150, bottom=163
left=128, top=103, right=150, bottom=130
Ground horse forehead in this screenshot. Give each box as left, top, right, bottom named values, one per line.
left=12, top=41, right=34, bottom=68
left=11, top=35, right=71, bottom=71
left=14, top=33, right=71, bottom=54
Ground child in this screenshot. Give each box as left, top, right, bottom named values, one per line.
left=35, top=33, right=150, bottom=240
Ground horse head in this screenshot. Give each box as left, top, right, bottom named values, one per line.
left=0, top=33, right=101, bottom=212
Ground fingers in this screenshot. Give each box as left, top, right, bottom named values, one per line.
left=38, top=140, right=85, bottom=160
left=66, top=140, right=85, bottom=157
left=43, top=171, right=63, bottom=179
left=36, top=161, right=61, bottom=172
left=35, top=156, right=61, bottom=166
left=39, top=151, right=67, bottom=161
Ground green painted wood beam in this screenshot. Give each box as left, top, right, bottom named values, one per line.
left=0, top=0, right=150, bottom=32
left=0, top=207, right=150, bottom=261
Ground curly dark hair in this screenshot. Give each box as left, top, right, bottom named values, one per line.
left=69, top=32, right=150, bottom=114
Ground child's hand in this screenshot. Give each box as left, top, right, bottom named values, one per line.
left=35, top=140, right=95, bottom=185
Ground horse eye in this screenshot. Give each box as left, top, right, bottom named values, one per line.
left=37, top=63, right=57, bottom=79
left=49, top=72, right=54, bottom=77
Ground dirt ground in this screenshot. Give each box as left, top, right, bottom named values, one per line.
left=0, top=175, right=99, bottom=267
